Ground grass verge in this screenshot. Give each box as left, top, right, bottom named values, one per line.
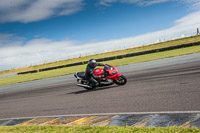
left=1, top=45, right=200, bottom=86
left=1, top=35, right=200, bottom=75
left=0, top=125, right=199, bottom=133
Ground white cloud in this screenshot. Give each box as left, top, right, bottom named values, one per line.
left=0, top=37, right=80, bottom=69
left=1, top=6, right=200, bottom=70
left=98, top=0, right=171, bottom=6
left=1, top=1, right=200, bottom=70
left=0, top=34, right=24, bottom=47
left=0, top=0, right=84, bottom=23
left=98, top=0, right=200, bottom=7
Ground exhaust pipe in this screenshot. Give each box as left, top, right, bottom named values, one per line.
left=77, top=83, right=92, bottom=88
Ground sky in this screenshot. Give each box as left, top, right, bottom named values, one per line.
left=0, top=0, right=200, bottom=71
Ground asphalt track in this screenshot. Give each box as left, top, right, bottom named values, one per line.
left=0, top=55, right=200, bottom=120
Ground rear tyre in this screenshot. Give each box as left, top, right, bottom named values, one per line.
left=114, top=75, right=127, bottom=85
left=84, top=87, right=94, bottom=90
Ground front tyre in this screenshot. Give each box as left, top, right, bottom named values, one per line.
left=114, top=75, right=127, bottom=85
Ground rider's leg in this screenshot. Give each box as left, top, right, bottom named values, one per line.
left=89, top=77, right=99, bottom=87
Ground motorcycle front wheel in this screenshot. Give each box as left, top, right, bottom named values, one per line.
left=114, top=75, right=127, bottom=85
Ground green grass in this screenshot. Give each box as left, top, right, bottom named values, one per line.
left=0, top=125, right=199, bottom=133
left=1, top=44, right=200, bottom=86
left=1, top=35, right=200, bottom=76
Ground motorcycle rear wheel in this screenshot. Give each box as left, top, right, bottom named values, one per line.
left=84, top=87, right=94, bottom=90
left=114, top=75, right=127, bottom=85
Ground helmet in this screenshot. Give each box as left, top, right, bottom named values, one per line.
left=88, top=59, right=96, bottom=68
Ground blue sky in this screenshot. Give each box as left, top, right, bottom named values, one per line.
left=0, top=0, right=200, bottom=70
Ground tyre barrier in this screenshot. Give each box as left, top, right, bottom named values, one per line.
left=17, top=41, right=200, bottom=75
left=18, top=70, right=39, bottom=75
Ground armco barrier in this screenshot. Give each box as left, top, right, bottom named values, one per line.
left=17, top=41, right=200, bottom=75
left=0, top=73, right=18, bottom=79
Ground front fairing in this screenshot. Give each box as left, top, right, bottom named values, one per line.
left=94, top=68, right=104, bottom=75
left=94, top=65, right=120, bottom=80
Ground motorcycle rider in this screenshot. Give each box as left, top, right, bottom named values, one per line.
left=85, top=59, right=105, bottom=87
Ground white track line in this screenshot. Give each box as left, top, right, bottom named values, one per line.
left=0, top=111, right=200, bottom=121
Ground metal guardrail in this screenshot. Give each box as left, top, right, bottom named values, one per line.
left=17, top=41, right=200, bottom=75
left=0, top=73, right=18, bottom=79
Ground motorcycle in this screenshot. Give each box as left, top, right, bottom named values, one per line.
left=74, top=64, right=127, bottom=90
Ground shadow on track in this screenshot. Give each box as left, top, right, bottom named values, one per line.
left=66, top=85, right=119, bottom=95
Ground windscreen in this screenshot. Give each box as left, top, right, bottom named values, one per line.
left=104, top=65, right=114, bottom=70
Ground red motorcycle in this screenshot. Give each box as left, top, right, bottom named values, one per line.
left=74, top=64, right=127, bottom=90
